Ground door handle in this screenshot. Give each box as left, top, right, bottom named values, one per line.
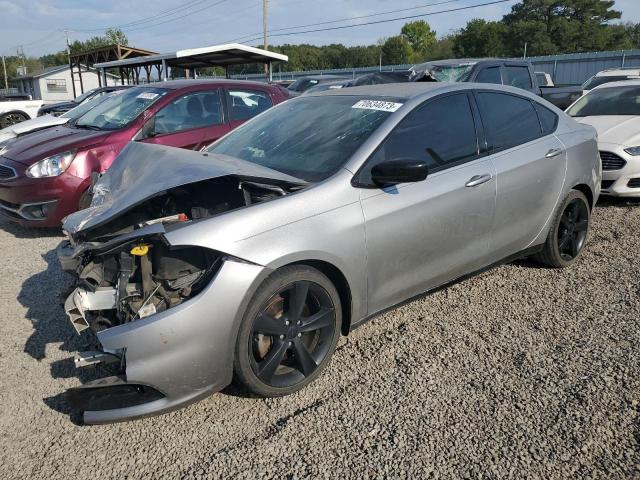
left=465, top=173, right=492, bottom=187
left=545, top=148, right=564, bottom=158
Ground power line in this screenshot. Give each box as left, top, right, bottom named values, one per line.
left=229, top=0, right=464, bottom=43
left=67, top=0, right=212, bottom=33
left=238, top=0, right=515, bottom=44
left=112, top=0, right=232, bottom=33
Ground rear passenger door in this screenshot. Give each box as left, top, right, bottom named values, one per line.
left=142, top=89, right=230, bottom=150
left=474, top=91, right=566, bottom=260
left=225, top=88, right=274, bottom=130
left=359, top=92, right=497, bottom=314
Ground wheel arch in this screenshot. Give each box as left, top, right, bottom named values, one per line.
left=0, top=109, right=30, bottom=119
left=572, top=183, right=594, bottom=210
left=284, top=259, right=353, bottom=336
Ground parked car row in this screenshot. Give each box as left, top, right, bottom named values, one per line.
left=2, top=62, right=639, bottom=425
left=0, top=80, right=288, bottom=226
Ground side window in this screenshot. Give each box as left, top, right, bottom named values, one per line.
left=368, top=93, right=478, bottom=174
left=154, top=90, right=222, bottom=135
left=476, top=67, right=502, bottom=84
left=228, top=89, right=273, bottom=121
left=476, top=92, right=542, bottom=151
left=533, top=103, right=558, bottom=135
left=503, top=66, right=533, bottom=90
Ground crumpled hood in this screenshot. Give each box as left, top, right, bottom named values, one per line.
left=0, top=114, right=68, bottom=144
left=63, top=142, right=305, bottom=236
left=575, top=116, right=640, bottom=147
left=1, top=124, right=108, bottom=165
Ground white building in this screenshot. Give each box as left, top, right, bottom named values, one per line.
left=14, top=65, right=120, bottom=103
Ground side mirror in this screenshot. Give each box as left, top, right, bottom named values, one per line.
left=138, top=117, right=156, bottom=140
left=370, top=159, right=429, bottom=186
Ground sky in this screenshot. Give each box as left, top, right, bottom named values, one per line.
left=1, top=0, right=640, bottom=58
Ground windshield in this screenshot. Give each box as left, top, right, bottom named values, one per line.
left=414, top=63, right=475, bottom=82
left=206, top=96, right=399, bottom=182
left=581, top=75, right=637, bottom=91
left=74, top=88, right=99, bottom=104
left=567, top=85, right=640, bottom=117
left=74, top=87, right=168, bottom=131
left=288, top=78, right=320, bottom=93
left=62, top=91, right=122, bottom=120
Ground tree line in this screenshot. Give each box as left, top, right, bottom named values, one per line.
left=2, top=0, right=640, bottom=88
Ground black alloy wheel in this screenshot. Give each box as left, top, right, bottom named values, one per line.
left=0, top=112, right=28, bottom=128
left=234, top=266, right=341, bottom=397
left=533, top=189, right=591, bottom=268
left=251, top=281, right=335, bottom=387
left=557, top=197, right=589, bottom=261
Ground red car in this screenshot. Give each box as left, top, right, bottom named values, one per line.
left=0, top=80, right=288, bottom=227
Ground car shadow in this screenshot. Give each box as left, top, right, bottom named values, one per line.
left=0, top=217, right=62, bottom=239
left=19, top=246, right=86, bottom=362
left=596, top=196, right=640, bottom=208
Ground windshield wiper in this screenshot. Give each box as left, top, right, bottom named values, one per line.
left=74, top=124, right=102, bottom=131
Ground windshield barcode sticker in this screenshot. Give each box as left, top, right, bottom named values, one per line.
left=352, top=100, right=403, bottom=112
left=136, top=92, right=159, bottom=100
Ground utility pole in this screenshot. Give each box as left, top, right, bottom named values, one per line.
left=523, top=42, right=527, bottom=59
left=263, top=0, right=269, bottom=75
left=17, top=46, right=26, bottom=76
left=65, top=30, right=77, bottom=98
left=1, top=55, right=7, bottom=90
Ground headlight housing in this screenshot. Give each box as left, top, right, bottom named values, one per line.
left=26, top=150, right=76, bottom=178
left=624, top=146, right=640, bottom=156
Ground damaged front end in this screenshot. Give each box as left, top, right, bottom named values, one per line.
left=58, top=142, right=303, bottom=422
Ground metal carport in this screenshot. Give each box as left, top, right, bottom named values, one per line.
left=94, top=43, right=288, bottom=84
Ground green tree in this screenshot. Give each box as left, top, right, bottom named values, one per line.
left=453, top=19, right=506, bottom=57
left=69, top=28, right=128, bottom=54
left=401, top=20, right=436, bottom=61
left=381, top=36, right=413, bottom=65
left=502, top=0, right=627, bottom=56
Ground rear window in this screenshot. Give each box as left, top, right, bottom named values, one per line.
left=477, top=92, right=542, bottom=151
left=567, top=85, right=640, bottom=117
left=504, top=66, right=533, bottom=90
left=534, top=103, right=558, bottom=135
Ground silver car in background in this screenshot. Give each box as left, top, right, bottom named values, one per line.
left=58, top=83, right=600, bottom=423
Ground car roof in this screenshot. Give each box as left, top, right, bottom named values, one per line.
left=308, top=82, right=548, bottom=105
left=596, top=69, right=640, bottom=77
left=136, top=79, right=274, bottom=90
left=592, top=79, right=640, bottom=90
left=294, top=74, right=351, bottom=80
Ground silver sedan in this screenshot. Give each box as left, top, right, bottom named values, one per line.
left=58, top=83, right=600, bottom=423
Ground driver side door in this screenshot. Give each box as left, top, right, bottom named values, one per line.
left=358, top=92, right=497, bottom=315
left=140, top=89, right=230, bottom=150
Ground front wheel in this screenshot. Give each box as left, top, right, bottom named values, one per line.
left=233, top=265, right=342, bottom=397
left=533, top=189, right=591, bottom=268
left=0, top=111, right=29, bottom=128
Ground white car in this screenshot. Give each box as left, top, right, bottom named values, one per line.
left=0, top=98, right=43, bottom=128
left=0, top=92, right=117, bottom=144
left=581, top=68, right=640, bottom=95
left=567, top=80, right=640, bottom=196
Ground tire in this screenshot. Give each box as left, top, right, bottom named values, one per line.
left=233, top=265, right=342, bottom=397
left=0, top=111, right=29, bottom=129
left=533, top=189, right=591, bottom=268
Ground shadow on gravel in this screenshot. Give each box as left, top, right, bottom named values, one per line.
left=0, top=217, right=62, bottom=239
left=596, top=196, right=640, bottom=209
left=19, top=246, right=84, bottom=361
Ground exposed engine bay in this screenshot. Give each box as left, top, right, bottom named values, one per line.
left=62, top=175, right=301, bottom=334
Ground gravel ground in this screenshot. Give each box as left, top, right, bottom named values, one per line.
left=0, top=197, right=639, bottom=479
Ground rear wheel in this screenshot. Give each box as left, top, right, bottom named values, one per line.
left=534, top=189, right=590, bottom=268
left=234, top=265, right=341, bottom=397
left=0, top=111, right=29, bottom=128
